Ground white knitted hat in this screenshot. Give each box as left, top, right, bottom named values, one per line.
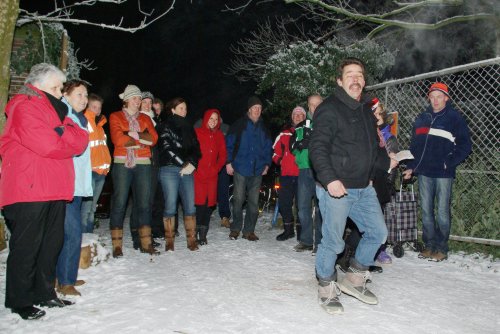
left=119, top=85, right=142, bottom=101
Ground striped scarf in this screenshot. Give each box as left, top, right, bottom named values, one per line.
left=124, top=109, right=140, bottom=168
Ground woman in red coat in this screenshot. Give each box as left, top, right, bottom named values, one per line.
left=194, top=109, right=227, bottom=245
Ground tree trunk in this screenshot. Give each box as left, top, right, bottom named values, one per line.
left=0, top=0, right=20, bottom=133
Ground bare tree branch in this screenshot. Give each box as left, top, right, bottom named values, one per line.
left=16, top=0, right=177, bottom=33
left=284, top=0, right=495, bottom=37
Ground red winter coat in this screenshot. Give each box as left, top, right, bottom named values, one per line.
left=0, top=85, right=89, bottom=208
left=194, top=109, right=227, bottom=206
left=272, top=126, right=299, bottom=176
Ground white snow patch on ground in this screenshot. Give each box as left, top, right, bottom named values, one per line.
left=0, top=212, right=498, bottom=334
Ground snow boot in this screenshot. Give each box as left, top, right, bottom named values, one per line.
left=57, top=284, right=81, bottom=296
left=130, top=228, right=140, bottom=250
left=111, top=227, right=123, bottom=258
left=276, top=223, right=295, bottom=241
left=184, top=215, right=199, bottom=251
left=163, top=217, right=175, bottom=251
left=139, top=225, right=160, bottom=255
left=198, top=226, right=208, bottom=245
left=339, top=264, right=378, bottom=305
left=318, top=280, right=343, bottom=314
left=221, top=217, right=230, bottom=228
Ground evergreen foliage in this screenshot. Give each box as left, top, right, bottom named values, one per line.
left=257, top=39, right=395, bottom=123
left=11, top=23, right=81, bottom=79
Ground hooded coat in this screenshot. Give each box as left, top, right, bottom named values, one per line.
left=194, top=109, right=227, bottom=206
left=0, top=85, right=89, bottom=207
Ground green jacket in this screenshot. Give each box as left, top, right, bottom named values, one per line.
left=290, top=116, right=313, bottom=169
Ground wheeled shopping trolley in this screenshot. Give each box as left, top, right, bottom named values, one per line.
left=384, top=182, right=422, bottom=258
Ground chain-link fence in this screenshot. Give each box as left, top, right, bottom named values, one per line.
left=366, top=57, right=500, bottom=242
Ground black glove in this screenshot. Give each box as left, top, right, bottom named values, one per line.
left=54, top=126, right=64, bottom=136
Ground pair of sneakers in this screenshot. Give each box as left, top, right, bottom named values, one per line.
left=318, top=266, right=378, bottom=314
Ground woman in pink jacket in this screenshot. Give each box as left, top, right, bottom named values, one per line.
left=0, top=63, right=88, bottom=320
left=194, top=109, right=227, bottom=245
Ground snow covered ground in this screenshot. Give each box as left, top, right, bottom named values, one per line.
left=0, top=212, right=499, bottom=334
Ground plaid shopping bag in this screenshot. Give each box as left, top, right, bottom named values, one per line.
left=384, top=184, right=418, bottom=243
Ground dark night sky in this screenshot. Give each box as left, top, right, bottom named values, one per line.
left=62, top=1, right=275, bottom=124
left=18, top=1, right=496, bottom=125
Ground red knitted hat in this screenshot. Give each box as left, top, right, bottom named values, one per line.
left=429, top=82, right=450, bottom=97
left=371, top=97, right=380, bottom=111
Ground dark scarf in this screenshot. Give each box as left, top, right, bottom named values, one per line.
left=44, top=91, right=67, bottom=122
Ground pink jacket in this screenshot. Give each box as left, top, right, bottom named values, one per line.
left=0, top=85, right=89, bottom=207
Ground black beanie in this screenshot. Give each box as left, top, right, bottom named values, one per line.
left=247, top=96, right=262, bottom=109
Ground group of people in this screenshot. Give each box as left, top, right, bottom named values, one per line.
left=0, top=56, right=471, bottom=320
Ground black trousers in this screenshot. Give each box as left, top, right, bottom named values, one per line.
left=3, top=201, right=65, bottom=308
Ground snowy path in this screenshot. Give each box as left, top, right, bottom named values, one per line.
left=0, top=214, right=499, bottom=334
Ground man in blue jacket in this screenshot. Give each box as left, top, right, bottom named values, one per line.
left=225, top=96, right=273, bottom=241
left=403, top=82, right=472, bottom=262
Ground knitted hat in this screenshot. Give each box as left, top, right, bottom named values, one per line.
left=119, top=85, right=142, bottom=101
left=292, top=106, right=306, bottom=117
left=141, top=91, right=154, bottom=101
left=428, top=82, right=450, bottom=97
left=371, top=97, right=380, bottom=111
left=247, top=96, right=262, bottom=109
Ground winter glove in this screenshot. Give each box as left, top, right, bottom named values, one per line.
left=138, top=129, right=153, bottom=146
left=179, top=163, right=195, bottom=176
left=128, top=131, right=140, bottom=140
left=54, top=126, right=65, bottom=136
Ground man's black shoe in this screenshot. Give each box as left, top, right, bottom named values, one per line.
left=37, top=298, right=74, bottom=308
left=369, top=265, right=383, bottom=273
left=11, top=306, right=46, bottom=320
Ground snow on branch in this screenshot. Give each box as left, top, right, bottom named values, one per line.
left=17, top=0, right=176, bottom=33
left=284, top=0, right=495, bottom=37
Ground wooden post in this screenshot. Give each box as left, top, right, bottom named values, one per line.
left=59, top=30, right=69, bottom=73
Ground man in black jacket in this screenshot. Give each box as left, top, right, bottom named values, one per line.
left=309, top=58, right=397, bottom=314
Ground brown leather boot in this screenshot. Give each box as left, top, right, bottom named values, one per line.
left=139, top=225, right=159, bottom=255
left=184, top=215, right=198, bottom=251
left=111, top=227, right=123, bottom=258
left=163, top=217, right=175, bottom=251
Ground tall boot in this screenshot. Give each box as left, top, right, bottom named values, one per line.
left=163, top=217, right=175, bottom=251
left=111, top=227, right=123, bottom=258
left=198, top=226, right=208, bottom=245
left=139, top=225, right=160, bottom=255
left=131, top=228, right=140, bottom=250
left=184, top=215, right=199, bottom=251
left=276, top=223, right=295, bottom=241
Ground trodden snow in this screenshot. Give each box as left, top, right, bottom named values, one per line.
left=0, top=212, right=498, bottom=334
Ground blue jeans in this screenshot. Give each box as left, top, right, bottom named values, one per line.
left=418, top=175, right=453, bottom=253
left=57, top=196, right=83, bottom=286
left=217, top=167, right=231, bottom=219
left=231, top=172, right=262, bottom=235
left=315, top=185, right=387, bottom=281
left=159, top=166, right=195, bottom=217
left=81, top=172, right=106, bottom=233
left=297, top=168, right=322, bottom=246
left=110, top=163, right=152, bottom=229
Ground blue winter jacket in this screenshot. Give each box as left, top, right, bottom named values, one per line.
left=63, top=98, right=92, bottom=197
left=407, top=102, right=472, bottom=178
left=226, top=115, right=273, bottom=177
